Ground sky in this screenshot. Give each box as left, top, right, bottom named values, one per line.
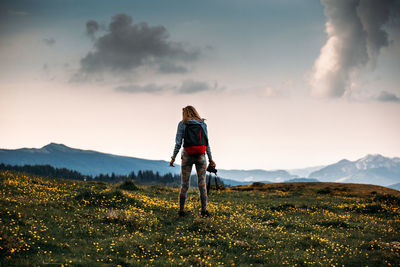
left=1, top=0, right=400, bottom=170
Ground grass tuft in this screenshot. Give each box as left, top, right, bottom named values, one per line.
left=118, top=180, right=139, bottom=191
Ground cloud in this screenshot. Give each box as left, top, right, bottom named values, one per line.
left=158, top=62, right=188, bottom=73
left=233, top=85, right=284, bottom=98
left=42, top=37, right=55, bottom=46
left=114, top=80, right=222, bottom=94
left=7, top=10, right=28, bottom=16
left=0, top=8, right=29, bottom=34
left=115, top=84, right=167, bottom=93
left=76, top=13, right=200, bottom=80
left=310, top=0, right=400, bottom=98
left=178, top=80, right=218, bottom=94
left=86, top=20, right=99, bottom=39
left=375, top=90, right=400, bottom=102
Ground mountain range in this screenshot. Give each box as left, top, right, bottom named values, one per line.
left=0, top=143, right=296, bottom=184
left=0, top=143, right=174, bottom=176
left=308, top=154, right=400, bottom=186
left=1, top=143, right=399, bottom=188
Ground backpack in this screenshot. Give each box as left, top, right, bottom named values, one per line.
left=183, top=123, right=208, bottom=155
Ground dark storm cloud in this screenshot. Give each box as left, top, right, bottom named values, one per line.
left=114, top=80, right=222, bottom=94
left=376, top=91, right=400, bottom=102
left=115, top=84, right=167, bottom=93
left=77, top=13, right=200, bottom=78
left=86, top=20, right=99, bottom=38
left=42, top=37, right=55, bottom=46
left=158, top=62, right=188, bottom=74
left=178, top=80, right=217, bottom=94
left=310, top=0, right=400, bottom=98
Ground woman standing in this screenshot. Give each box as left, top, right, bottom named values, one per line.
left=170, top=106, right=216, bottom=217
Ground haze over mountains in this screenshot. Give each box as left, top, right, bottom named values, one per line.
left=0, top=143, right=399, bottom=188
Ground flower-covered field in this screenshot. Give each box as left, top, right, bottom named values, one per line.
left=1, top=170, right=399, bottom=266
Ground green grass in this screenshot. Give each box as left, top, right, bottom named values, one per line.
left=1, top=170, right=400, bottom=266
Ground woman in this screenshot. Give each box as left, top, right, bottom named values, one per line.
left=170, top=106, right=216, bottom=217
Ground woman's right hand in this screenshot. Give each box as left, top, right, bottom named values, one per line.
left=169, top=157, right=175, bottom=167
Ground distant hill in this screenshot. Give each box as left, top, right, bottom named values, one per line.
left=0, top=143, right=178, bottom=176
left=309, top=154, right=400, bottom=186
left=218, top=169, right=297, bottom=183
left=389, top=183, right=400, bottom=191
left=0, top=143, right=299, bottom=182
left=284, top=178, right=319, bottom=183
left=286, top=166, right=325, bottom=177
left=220, top=178, right=271, bottom=186
left=1, top=144, right=399, bottom=187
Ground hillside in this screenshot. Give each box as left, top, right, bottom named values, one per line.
left=1, top=170, right=399, bottom=266
left=0, top=143, right=176, bottom=176
left=231, top=182, right=400, bottom=197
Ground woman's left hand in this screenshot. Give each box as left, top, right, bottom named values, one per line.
left=209, top=159, right=216, bottom=167
left=169, top=158, right=175, bottom=167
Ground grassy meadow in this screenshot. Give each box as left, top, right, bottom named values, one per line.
left=1, top=170, right=400, bottom=266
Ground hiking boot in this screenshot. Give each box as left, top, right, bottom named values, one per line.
left=201, top=210, right=210, bottom=217
left=178, top=210, right=185, bottom=217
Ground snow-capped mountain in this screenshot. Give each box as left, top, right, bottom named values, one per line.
left=309, top=154, right=400, bottom=186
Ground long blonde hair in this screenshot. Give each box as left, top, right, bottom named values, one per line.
left=182, top=105, right=205, bottom=123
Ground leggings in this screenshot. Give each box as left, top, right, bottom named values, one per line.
left=179, top=150, right=207, bottom=212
